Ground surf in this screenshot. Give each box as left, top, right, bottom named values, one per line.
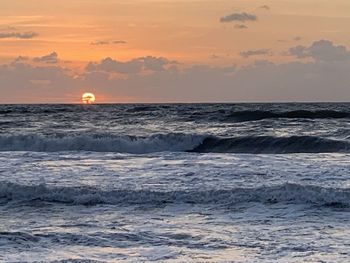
left=1, top=181, right=349, bottom=207
left=0, top=133, right=349, bottom=154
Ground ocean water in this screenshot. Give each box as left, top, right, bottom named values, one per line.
left=0, top=103, right=349, bottom=262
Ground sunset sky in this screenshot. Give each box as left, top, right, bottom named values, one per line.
left=1, top=0, right=350, bottom=103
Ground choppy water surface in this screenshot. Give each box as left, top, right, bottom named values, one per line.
left=0, top=103, right=349, bottom=262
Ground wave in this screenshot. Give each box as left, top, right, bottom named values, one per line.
left=0, top=182, right=349, bottom=207
left=222, top=110, right=350, bottom=122
left=0, top=134, right=349, bottom=154
left=190, top=135, right=350, bottom=154
left=0, top=133, right=204, bottom=153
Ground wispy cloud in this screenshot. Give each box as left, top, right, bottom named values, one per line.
left=91, top=40, right=127, bottom=45
left=112, top=40, right=127, bottom=44
left=240, top=49, right=270, bottom=58
left=234, top=24, right=248, bottom=29
left=33, top=52, right=58, bottom=64
left=0, top=31, right=38, bottom=39
left=91, top=41, right=109, bottom=45
left=220, top=12, right=257, bottom=23
left=259, top=5, right=270, bottom=10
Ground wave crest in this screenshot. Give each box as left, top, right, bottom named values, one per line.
left=0, top=134, right=349, bottom=154
left=1, top=182, right=349, bottom=207
left=0, top=133, right=204, bottom=153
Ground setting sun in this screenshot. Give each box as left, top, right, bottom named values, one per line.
left=82, top=92, right=96, bottom=104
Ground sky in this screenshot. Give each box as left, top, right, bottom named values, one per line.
left=1, top=0, right=350, bottom=103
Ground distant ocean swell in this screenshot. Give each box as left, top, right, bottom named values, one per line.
left=1, top=181, right=349, bottom=207
left=1, top=107, right=349, bottom=121
left=0, top=133, right=349, bottom=154
left=219, top=110, right=350, bottom=122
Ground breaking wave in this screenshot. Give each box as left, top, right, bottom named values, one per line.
left=0, top=181, right=349, bottom=207
left=0, top=133, right=349, bottom=154
left=0, top=133, right=205, bottom=153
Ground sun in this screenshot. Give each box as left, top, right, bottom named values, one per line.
left=82, top=92, right=96, bottom=104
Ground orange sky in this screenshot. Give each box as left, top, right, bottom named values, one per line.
left=1, top=0, right=350, bottom=103
left=1, top=0, right=350, bottom=65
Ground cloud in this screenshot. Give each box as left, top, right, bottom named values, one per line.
left=289, top=40, right=350, bottom=61
left=240, top=49, right=270, bottom=58
left=220, top=12, right=257, bottom=23
left=112, top=40, right=127, bottom=44
left=278, top=36, right=302, bottom=43
left=81, top=56, right=350, bottom=102
left=86, top=57, right=144, bottom=74
left=91, top=40, right=127, bottom=45
left=0, top=31, right=38, bottom=39
left=234, top=24, right=248, bottom=29
left=260, top=5, right=270, bottom=10
left=289, top=45, right=305, bottom=57
left=2, top=39, right=350, bottom=103
left=91, top=41, right=109, bottom=45
left=86, top=56, right=176, bottom=74
left=13, top=56, right=29, bottom=63
left=0, top=62, right=76, bottom=103
left=33, top=52, right=58, bottom=64
left=142, top=56, right=176, bottom=71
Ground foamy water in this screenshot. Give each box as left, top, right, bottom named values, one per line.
left=0, top=103, right=349, bottom=262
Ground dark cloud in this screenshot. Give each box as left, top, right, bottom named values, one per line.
left=289, top=45, right=305, bottom=57
left=240, top=49, right=270, bottom=58
left=79, top=55, right=350, bottom=102
left=0, top=62, right=76, bottom=103
left=142, top=56, right=176, bottom=71
left=234, top=24, right=248, bottom=29
left=2, top=39, right=350, bottom=103
left=220, top=12, right=257, bottom=23
left=86, top=56, right=175, bottom=74
left=0, top=31, right=38, bottom=39
left=33, top=52, right=58, bottom=64
left=289, top=40, right=350, bottom=61
left=86, top=57, right=144, bottom=74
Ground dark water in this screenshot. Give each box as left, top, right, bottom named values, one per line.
left=0, top=103, right=350, bottom=153
left=0, top=103, right=350, bottom=262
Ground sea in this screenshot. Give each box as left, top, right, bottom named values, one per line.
left=0, top=103, right=349, bottom=262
